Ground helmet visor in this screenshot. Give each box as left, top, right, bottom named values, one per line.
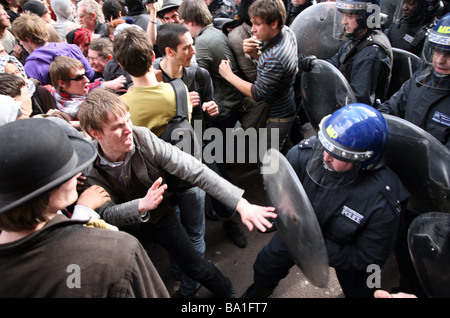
left=392, top=0, right=424, bottom=25
left=415, top=35, right=450, bottom=91
left=306, top=137, right=361, bottom=189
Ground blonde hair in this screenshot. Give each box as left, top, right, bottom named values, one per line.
left=79, top=89, right=129, bottom=137
left=11, top=12, right=50, bottom=45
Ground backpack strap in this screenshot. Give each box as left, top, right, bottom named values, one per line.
left=169, top=78, right=189, bottom=118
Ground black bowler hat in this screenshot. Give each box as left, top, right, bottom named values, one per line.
left=0, top=118, right=97, bottom=214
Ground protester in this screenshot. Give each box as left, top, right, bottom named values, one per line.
left=11, top=12, right=95, bottom=85
left=0, top=118, right=170, bottom=297
left=219, top=0, right=298, bottom=155
left=78, top=88, right=277, bottom=297
left=76, top=0, right=108, bottom=38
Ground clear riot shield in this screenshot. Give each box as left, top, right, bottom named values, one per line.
left=300, top=58, right=357, bottom=129
left=380, top=0, right=399, bottom=29
left=386, top=48, right=421, bottom=99
left=383, top=114, right=450, bottom=214
left=261, top=148, right=329, bottom=288
left=408, top=212, right=450, bottom=298
left=290, top=2, right=344, bottom=60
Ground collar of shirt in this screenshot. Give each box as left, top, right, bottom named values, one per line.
left=97, top=146, right=136, bottom=186
left=98, top=146, right=135, bottom=168
left=260, top=26, right=285, bottom=53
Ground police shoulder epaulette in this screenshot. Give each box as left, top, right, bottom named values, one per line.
left=380, top=184, right=402, bottom=216
left=297, top=136, right=316, bottom=149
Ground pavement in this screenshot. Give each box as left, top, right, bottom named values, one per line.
left=144, top=160, right=401, bottom=299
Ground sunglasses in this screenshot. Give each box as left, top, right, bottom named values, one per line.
left=64, top=72, right=87, bottom=81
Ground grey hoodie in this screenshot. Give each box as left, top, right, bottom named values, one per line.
left=51, top=0, right=79, bottom=40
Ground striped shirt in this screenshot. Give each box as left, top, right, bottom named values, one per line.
left=251, top=26, right=298, bottom=118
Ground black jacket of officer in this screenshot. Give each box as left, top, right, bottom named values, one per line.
left=286, top=137, right=410, bottom=271
left=378, top=73, right=450, bottom=149
left=328, top=30, right=392, bottom=106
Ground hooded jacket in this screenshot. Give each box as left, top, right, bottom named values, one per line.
left=51, top=0, right=80, bottom=40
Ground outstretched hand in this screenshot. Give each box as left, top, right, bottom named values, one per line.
left=235, top=198, right=277, bottom=232
left=138, top=177, right=167, bottom=214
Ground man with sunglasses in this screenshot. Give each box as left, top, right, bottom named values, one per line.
left=10, top=11, right=125, bottom=91
left=47, top=56, right=124, bottom=131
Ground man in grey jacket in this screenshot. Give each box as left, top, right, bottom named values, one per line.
left=79, top=89, right=277, bottom=297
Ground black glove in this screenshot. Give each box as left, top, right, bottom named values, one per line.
left=299, top=55, right=317, bottom=72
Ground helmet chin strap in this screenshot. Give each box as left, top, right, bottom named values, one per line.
left=346, top=25, right=367, bottom=39
left=344, top=15, right=368, bottom=39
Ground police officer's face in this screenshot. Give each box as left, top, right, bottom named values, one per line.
left=402, top=0, right=420, bottom=18
left=433, top=50, right=450, bottom=75
left=323, top=151, right=354, bottom=172
left=341, top=13, right=362, bottom=35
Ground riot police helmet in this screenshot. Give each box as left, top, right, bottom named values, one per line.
left=415, top=13, right=450, bottom=91
left=306, top=103, right=389, bottom=188
left=392, top=0, right=443, bottom=26
left=333, top=0, right=383, bottom=39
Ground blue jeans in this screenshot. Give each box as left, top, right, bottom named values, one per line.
left=170, top=187, right=206, bottom=296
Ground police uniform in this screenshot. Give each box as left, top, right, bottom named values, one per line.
left=385, top=21, right=432, bottom=56
left=249, top=137, right=410, bottom=298
left=327, top=30, right=393, bottom=106
left=379, top=74, right=450, bottom=149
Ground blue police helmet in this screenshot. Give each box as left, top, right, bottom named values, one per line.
left=317, top=103, right=389, bottom=170
left=428, top=12, right=450, bottom=54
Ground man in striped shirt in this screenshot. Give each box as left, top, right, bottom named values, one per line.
left=219, top=0, right=298, bottom=155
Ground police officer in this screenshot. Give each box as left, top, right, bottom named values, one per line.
left=378, top=13, right=450, bottom=296
left=285, top=0, right=314, bottom=26
left=326, top=0, right=393, bottom=106
left=379, top=13, right=450, bottom=149
left=384, top=0, right=443, bottom=56
left=242, top=103, right=410, bottom=298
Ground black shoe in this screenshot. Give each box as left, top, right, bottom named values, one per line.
left=241, top=284, right=274, bottom=298
left=223, top=220, right=247, bottom=248
left=258, top=217, right=277, bottom=233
